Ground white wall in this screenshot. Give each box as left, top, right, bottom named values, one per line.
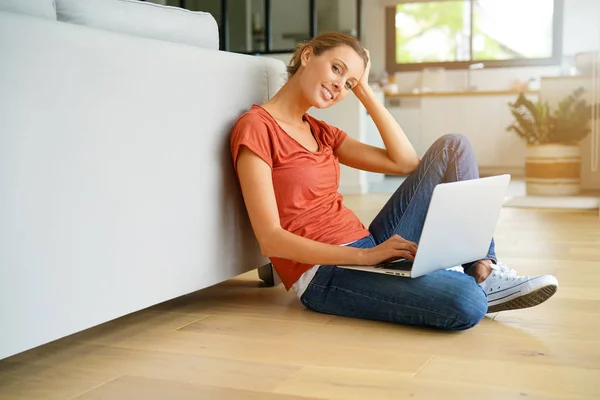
left=362, top=1, right=386, bottom=81
left=562, top=0, right=600, bottom=55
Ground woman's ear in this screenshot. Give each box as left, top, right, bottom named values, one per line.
left=300, top=46, right=313, bottom=68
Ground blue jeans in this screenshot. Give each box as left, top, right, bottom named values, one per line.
left=300, top=134, right=494, bottom=331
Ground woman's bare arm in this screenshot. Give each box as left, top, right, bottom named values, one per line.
left=235, top=147, right=416, bottom=265
left=336, top=50, right=419, bottom=175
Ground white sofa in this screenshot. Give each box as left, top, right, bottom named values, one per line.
left=0, top=0, right=286, bottom=360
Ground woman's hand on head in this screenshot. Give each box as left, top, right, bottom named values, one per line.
left=353, top=48, right=371, bottom=93
left=361, top=234, right=417, bottom=266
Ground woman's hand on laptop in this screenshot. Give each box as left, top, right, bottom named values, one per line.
left=362, top=235, right=418, bottom=266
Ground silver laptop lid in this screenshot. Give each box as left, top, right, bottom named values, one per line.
left=410, top=174, right=510, bottom=278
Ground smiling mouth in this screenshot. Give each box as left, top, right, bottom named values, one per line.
left=321, top=85, right=334, bottom=100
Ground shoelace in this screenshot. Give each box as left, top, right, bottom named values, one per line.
left=484, top=262, right=524, bottom=292
left=491, top=261, right=517, bottom=276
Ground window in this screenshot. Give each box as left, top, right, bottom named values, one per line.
left=171, top=0, right=362, bottom=53
left=386, top=0, right=563, bottom=71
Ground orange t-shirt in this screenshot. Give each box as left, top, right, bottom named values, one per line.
left=230, top=105, right=370, bottom=290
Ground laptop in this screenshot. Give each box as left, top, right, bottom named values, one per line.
left=339, top=174, right=511, bottom=278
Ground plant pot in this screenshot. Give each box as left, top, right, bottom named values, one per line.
left=525, top=143, right=581, bottom=196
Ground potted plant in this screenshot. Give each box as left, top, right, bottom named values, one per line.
left=507, top=87, right=594, bottom=196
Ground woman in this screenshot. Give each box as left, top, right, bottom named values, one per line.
left=230, top=33, right=558, bottom=331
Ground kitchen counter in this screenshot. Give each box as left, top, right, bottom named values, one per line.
left=377, top=89, right=540, bottom=176
left=384, top=89, right=539, bottom=98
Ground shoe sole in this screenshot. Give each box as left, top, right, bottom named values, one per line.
left=487, top=284, right=558, bottom=313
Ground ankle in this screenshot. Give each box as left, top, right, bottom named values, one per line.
left=468, top=260, right=494, bottom=284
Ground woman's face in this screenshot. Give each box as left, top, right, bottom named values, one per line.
left=299, top=45, right=365, bottom=109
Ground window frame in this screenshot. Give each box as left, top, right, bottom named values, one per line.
left=385, top=0, right=564, bottom=72
left=176, top=0, right=363, bottom=54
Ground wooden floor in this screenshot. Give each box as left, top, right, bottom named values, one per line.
left=2, top=194, right=600, bottom=399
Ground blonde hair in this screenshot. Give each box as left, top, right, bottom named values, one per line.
left=287, top=32, right=368, bottom=78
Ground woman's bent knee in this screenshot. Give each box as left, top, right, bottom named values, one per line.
left=447, top=279, right=488, bottom=330
left=436, top=133, right=470, bottom=148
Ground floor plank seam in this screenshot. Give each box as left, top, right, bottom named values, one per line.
left=269, top=366, right=306, bottom=395
left=196, top=313, right=338, bottom=327
left=173, top=315, right=211, bottom=331
left=3, top=206, right=599, bottom=398
left=411, top=354, right=435, bottom=378
left=65, top=374, right=122, bottom=400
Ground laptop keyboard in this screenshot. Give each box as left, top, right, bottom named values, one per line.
left=373, top=259, right=413, bottom=271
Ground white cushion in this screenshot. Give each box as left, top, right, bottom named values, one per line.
left=0, top=0, right=56, bottom=20
left=55, top=0, right=219, bottom=50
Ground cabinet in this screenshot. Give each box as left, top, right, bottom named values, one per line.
left=386, top=98, right=422, bottom=155
left=385, top=93, right=532, bottom=174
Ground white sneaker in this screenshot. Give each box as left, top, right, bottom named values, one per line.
left=479, top=262, right=558, bottom=313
